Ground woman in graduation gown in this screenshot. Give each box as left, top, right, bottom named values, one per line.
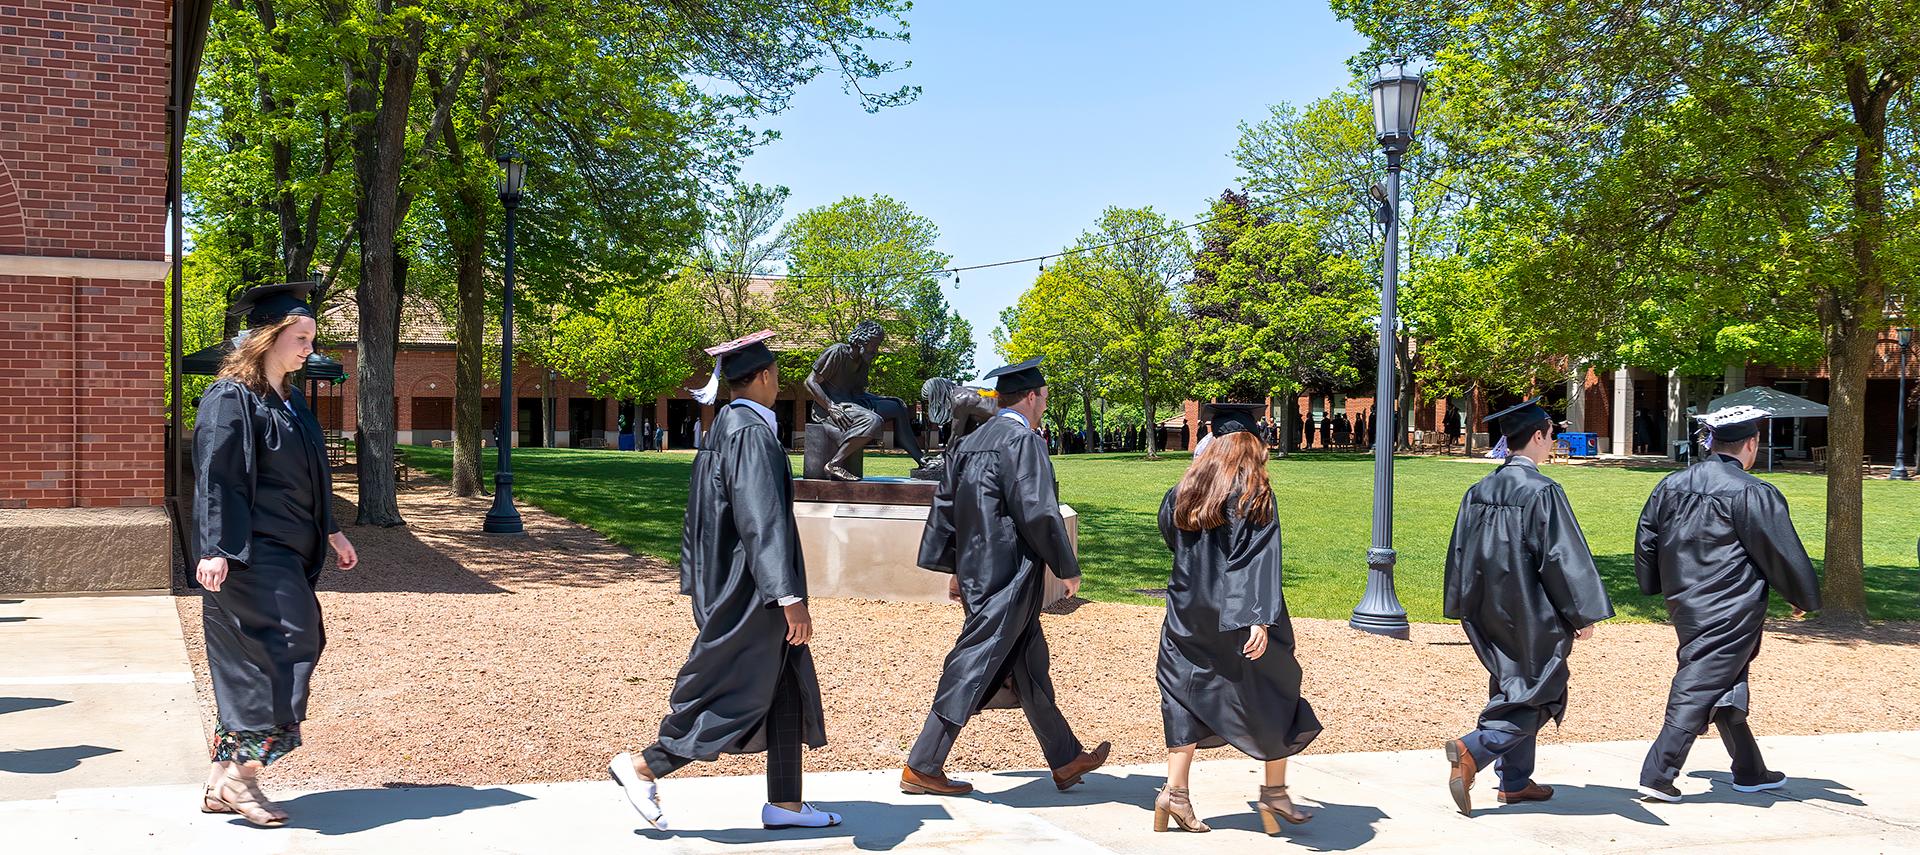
left=194, top=281, right=357, bottom=827
left=1154, top=409, right=1321, bottom=835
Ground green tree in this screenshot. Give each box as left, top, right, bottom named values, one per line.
left=1074, top=206, right=1192, bottom=459
left=905, top=279, right=975, bottom=382
left=692, top=182, right=790, bottom=340
left=522, top=280, right=706, bottom=406
left=1334, top=0, right=1920, bottom=619
left=996, top=265, right=1111, bottom=446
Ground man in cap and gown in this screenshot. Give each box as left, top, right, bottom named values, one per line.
left=901, top=356, right=1111, bottom=796
left=1443, top=397, right=1615, bottom=816
left=610, top=331, right=840, bottom=832
left=1633, top=405, right=1821, bottom=802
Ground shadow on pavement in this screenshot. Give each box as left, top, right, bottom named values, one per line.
left=1684, top=772, right=1866, bottom=808
left=271, top=785, right=534, bottom=835
left=979, top=769, right=1161, bottom=810
left=0, top=616, right=41, bottom=623
left=0, top=744, right=119, bottom=773
left=0, top=697, right=70, bottom=716
left=1200, top=799, right=1389, bottom=851
left=1481, top=784, right=1670, bottom=825
left=638, top=801, right=950, bottom=851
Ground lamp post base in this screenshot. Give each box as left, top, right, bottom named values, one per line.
left=1350, top=547, right=1411, bottom=639
left=484, top=473, right=524, bottom=535
left=1891, top=465, right=1911, bottom=481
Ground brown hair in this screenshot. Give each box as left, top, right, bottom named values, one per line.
left=1173, top=431, right=1275, bottom=531
left=216, top=316, right=304, bottom=397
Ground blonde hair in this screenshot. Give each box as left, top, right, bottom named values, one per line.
left=1172, top=431, right=1275, bottom=531
left=217, top=316, right=304, bottom=396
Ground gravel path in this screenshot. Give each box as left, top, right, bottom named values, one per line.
left=176, top=474, right=1920, bottom=791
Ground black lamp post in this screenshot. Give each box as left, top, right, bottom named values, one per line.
left=484, top=151, right=527, bottom=534
left=1894, top=325, right=1913, bottom=481
left=1350, top=60, right=1424, bottom=640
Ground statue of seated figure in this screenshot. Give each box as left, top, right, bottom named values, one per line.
left=804, top=321, right=930, bottom=481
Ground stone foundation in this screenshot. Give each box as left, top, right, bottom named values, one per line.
left=794, top=501, right=1077, bottom=604
left=0, top=506, right=172, bottom=593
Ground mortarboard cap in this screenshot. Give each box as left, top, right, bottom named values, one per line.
left=1202, top=402, right=1265, bottom=438
left=1483, top=395, right=1552, bottom=439
left=1694, top=404, right=1766, bottom=443
left=983, top=356, right=1046, bottom=394
left=689, top=329, right=778, bottom=405
left=230, top=281, right=316, bottom=329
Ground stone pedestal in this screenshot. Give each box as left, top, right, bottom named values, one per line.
left=0, top=507, right=172, bottom=593
left=793, top=477, right=1078, bottom=604
left=803, top=423, right=862, bottom=480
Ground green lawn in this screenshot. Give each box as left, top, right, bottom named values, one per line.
left=403, top=447, right=1920, bottom=623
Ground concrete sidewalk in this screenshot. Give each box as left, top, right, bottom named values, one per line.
left=0, top=594, right=206, bottom=801
left=4, top=730, right=1916, bottom=854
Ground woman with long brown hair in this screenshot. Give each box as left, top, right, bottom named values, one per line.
left=194, top=282, right=357, bottom=827
left=1153, top=404, right=1320, bottom=835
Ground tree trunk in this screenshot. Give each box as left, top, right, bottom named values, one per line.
left=346, top=24, right=423, bottom=527
left=1141, top=355, right=1158, bottom=459
left=449, top=215, right=486, bottom=495
left=1394, top=334, right=1415, bottom=452
left=1275, top=389, right=1292, bottom=458
left=1082, top=392, right=1095, bottom=454
left=1464, top=381, right=1479, bottom=458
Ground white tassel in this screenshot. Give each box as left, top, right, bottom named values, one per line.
left=689, top=358, right=721, bottom=406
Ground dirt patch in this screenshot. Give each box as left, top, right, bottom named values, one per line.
left=177, top=472, right=1920, bottom=791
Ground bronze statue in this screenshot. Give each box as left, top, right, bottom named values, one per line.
left=920, top=377, right=996, bottom=442
left=804, top=321, right=930, bottom=481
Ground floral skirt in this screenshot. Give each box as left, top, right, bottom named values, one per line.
left=213, top=724, right=303, bottom=766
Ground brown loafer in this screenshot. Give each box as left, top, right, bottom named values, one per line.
left=1445, top=739, right=1477, bottom=816
left=1497, top=782, right=1554, bottom=803
left=900, top=765, right=973, bottom=796
left=1052, top=741, right=1111, bottom=790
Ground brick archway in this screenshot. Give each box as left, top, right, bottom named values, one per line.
left=0, top=156, right=25, bottom=255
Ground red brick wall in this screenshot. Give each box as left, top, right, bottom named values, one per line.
left=0, top=0, right=170, bottom=509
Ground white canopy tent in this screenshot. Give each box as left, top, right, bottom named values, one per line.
left=1700, top=386, right=1830, bottom=471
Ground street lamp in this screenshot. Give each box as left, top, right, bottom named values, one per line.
left=484, top=151, right=528, bottom=534
left=1894, top=326, right=1913, bottom=480
left=1350, top=60, right=1424, bottom=640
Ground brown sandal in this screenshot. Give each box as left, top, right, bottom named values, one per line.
left=200, top=784, right=232, bottom=814
left=216, top=774, right=289, bottom=828
left=1256, top=784, right=1312, bottom=833
left=1154, top=785, right=1211, bottom=833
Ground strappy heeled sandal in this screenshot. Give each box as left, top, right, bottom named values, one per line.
left=200, top=784, right=233, bottom=814
left=1154, top=785, right=1211, bottom=833
left=1256, top=783, right=1312, bottom=834
left=217, top=774, right=289, bottom=828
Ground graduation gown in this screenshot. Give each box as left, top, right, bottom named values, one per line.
left=1443, top=460, right=1614, bottom=734
left=1155, top=488, right=1321, bottom=759
left=1634, top=454, right=1821, bottom=734
left=917, top=413, right=1079, bottom=724
left=657, top=401, right=826, bottom=759
left=194, top=379, right=336, bottom=732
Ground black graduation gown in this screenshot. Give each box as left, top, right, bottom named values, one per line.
left=916, top=413, right=1079, bottom=724
left=194, top=379, right=337, bottom=732
left=657, top=401, right=826, bottom=759
left=1155, top=488, right=1321, bottom=759
left=1634, top=454, right=1822, bottom=734
left=1443, top=460, right=1614, bottom=734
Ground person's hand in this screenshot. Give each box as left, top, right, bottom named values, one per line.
left=1574, top=623, right=1595, bottom=641
left=1058, top=574, right=1081, bottom=600
left=196, top=556, right=229, bottom=592
left=329, top=532, right=358, bottom=571
left=783, top=601, right=813, bottom=646
left=947, top=575, right=962, bottom=604
left=1243, top=624, right=1269, bottom=660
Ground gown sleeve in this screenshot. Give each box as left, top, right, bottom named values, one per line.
left=1735, top=483, right=1823, bottom=612
left=194, top=382, right=255, bottom=565
left=1005, top=434, right=1079, bottom=579
left=726, top=424, right=805, bottom=606
left=1530, top=483, right=1616, bottom=629
left=1217, top=498, right=1287, bottom=632
left=1441, top=491, right=1476, bottom=620
left=916, top=457, right=959, bottom=574
left=1634, top=487, right=1663, bottom=596
left=1157, top=488, right=1179, bottom=553
left=298, top=390, right=340, bottom=536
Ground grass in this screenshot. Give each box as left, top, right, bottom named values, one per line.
left=403, top=447, right=1920, bottom=623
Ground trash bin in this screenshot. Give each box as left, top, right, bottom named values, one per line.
left=1560, top=432, right=1597, bottom=457
left=618, top=432, right=636, bottom=451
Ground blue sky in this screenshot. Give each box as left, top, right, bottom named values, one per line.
left=735, top=2, right=1369, bottom=379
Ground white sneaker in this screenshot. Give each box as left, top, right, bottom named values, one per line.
left=609, top=752, right=667, bottom=829
left=761, top=802, right=842, bottom=830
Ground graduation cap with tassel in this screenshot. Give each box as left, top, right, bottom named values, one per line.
left=689, top=329, right=777, bottom=406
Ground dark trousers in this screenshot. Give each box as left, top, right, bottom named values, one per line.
left=1460, top=717, right=1541, bottom=793
left=1640, top=705, right=1768, bottom=787
left=906, top=676, right=1083, bottom=776
left=643, top=663, right=804, bottom=803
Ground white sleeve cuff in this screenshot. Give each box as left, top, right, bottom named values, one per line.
left=775, top=596, right=802, bottom=607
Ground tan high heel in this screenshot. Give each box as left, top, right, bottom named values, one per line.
left=1154, top=786, right=1211, bottom=833
left=216, top=773, right=289, bottom=828
left=1256, top=784, right=1312, bottom=833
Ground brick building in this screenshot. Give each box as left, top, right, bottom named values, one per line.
left=0, top=0, right=176, bottom=592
